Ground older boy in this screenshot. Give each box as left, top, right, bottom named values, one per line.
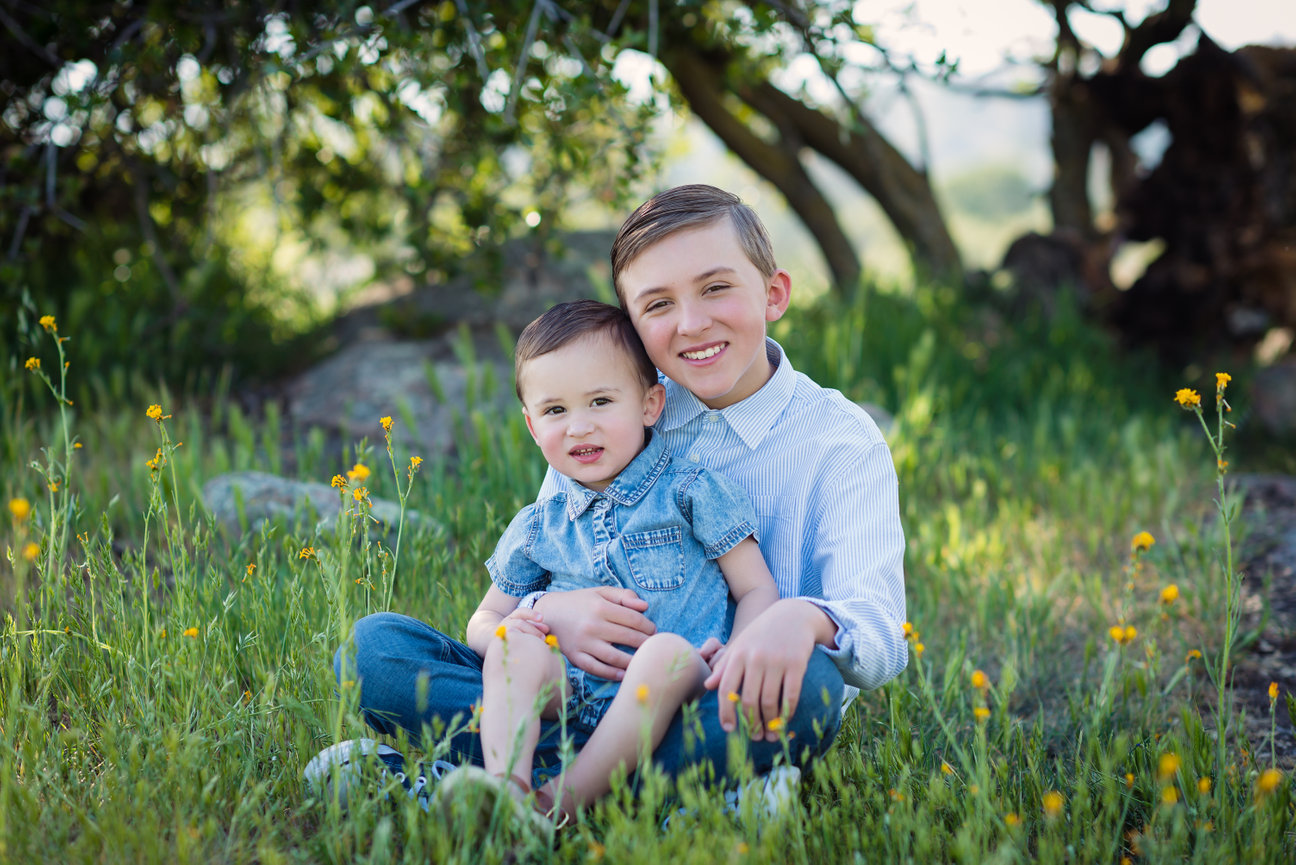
left=316, top=185, right=905, bottom=802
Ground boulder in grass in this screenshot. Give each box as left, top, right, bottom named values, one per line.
left=286, top=340, right=514, bottom=459
left=201, top=470, right=431, bottom=541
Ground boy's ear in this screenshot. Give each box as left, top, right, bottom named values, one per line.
left=522, top=408, right=540, bottom=444
left=642, top=382, right=666, bottom=427
left=764, top=269, right=792, bottom=323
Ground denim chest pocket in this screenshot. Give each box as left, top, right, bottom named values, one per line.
left=620, top=526, right=685, bottom=591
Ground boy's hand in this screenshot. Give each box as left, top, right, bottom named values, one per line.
left=704, top=600, right=832, bottom=740
left=534, top=587, right=656, bottom=681
left=498, top=609, right=550, bottom=641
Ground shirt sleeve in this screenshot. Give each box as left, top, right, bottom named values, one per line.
left=795, top=439, right=908, bottom=691
left=484, top=503, right=550, bottom=597
left=680, top=468, right=758, bottom=559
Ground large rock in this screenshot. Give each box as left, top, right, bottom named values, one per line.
left=202, top=470, right=434, bottom=541
left=1252, top=359, right=1296, bottom=436
left=287, top=340, right=515, bottom=457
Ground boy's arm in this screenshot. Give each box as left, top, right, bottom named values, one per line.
left=705, top=437, right=906, bottom=738
left=466, top=585, right=549, bottom=658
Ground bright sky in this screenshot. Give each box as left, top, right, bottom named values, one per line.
left=875, top=0, right=1296, bottom=77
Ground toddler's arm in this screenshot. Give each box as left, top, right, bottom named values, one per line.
left=466, top=585, right=549, bottom=658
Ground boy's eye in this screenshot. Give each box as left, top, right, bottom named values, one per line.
left=644, top=299, right=670, bottom=313
left=703, top=283, right=728, bottom=293
left=542, top=406, right=565, bottom=416
left=592, top=397, right=612, bottom=407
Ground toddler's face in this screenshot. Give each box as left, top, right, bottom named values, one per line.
left=519, top=333, right=664, bottom=491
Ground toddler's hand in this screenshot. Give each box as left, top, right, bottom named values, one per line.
left=498, top=609, right=550, bottom=641
left=698, top=637, right=726, bottom=670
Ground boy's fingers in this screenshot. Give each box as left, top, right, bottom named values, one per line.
left=571, top=652, right=627, bottom=681
left=594, top=586, right=649, bottom=612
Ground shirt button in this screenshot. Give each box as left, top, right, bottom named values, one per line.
left=706, top=412, right=720, bottom=423
left=688, top=452, right=699, bottom=462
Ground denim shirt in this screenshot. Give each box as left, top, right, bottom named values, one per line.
left=486, top=430, right=757, bottom=657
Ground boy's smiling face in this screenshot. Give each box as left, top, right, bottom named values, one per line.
left=620, top=218, right=791, bottom=409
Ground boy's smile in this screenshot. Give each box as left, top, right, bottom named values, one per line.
left=620, top=220, right=791, bottom=409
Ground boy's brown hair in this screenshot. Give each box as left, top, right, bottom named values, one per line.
left=610, top=184, right=778, bottom=306
left=514, top=299, right=658, bottom=401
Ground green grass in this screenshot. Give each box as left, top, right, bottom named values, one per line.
left=2, top=288, right=1292, bottom=863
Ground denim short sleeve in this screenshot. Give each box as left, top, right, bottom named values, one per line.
left=485, top=504, right=549, bottom=596
left=681, top=469, right=758, bottom=559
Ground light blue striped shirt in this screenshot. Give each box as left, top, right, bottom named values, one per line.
left=541, top=339, right=907, bottom=694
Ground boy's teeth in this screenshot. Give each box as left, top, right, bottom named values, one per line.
left=683, top=344, right=724, bottom=360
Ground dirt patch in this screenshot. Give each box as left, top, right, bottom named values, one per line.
left=1230, top=473, right=1296, bottom=769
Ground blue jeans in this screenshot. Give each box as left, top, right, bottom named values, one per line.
left=335, top=612, right=846, bottom=789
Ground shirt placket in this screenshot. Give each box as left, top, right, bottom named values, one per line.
left=686, top=410, right=725, bottom=466
left=590, top=497, right=616, bottom=584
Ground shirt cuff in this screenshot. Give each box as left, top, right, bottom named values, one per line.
left=517, top=590, right=548, bottom=610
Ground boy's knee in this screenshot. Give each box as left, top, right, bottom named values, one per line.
left=634, top=632, right=696, bottom=666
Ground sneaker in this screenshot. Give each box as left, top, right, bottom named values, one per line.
left=664, top=764, right=802, bottom=829
left=432, top=765, right=554, bottom=843
left=302, top=738, right=456, bottom=812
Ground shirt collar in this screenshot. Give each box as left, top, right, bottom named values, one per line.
left=561, top=429, right=670, bottom=520
left=656, top=338, right=795, bottom=450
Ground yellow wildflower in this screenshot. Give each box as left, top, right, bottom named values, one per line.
left=39, top=315, right=56, bottom=332
left=347, top=463, right=370, bottom=482
left=636, top=684, right=649, bottom=703
left=1131, top=531, right=1155, bottom=552
left=1159, top=584, right=1179, bottom=605
left=160, top=628, right=167, bottom=638
left=736, top=842, right=749, bottom=855
left=902, top=621, right=915, bottom=639
left=1256, top=768, right=1283, bottom=796
left=1270, top=682, right=1280, bottom=702
left=1124, top=772, right=1135, bottom=788
left=494, top=623, right=507, bottom=640
left=971, top=669, right=989, bottom=690
left=183, top=627, right=199, bottom=639
left=914, top=641, right=925, bottom=659
left=1161, top=786, right=1178, bottom=805
left=25, top=356, right=40, bottom=371
left=1198, top=777, right=1211, bottom=794
left=1158, top=753, right=1181, bottom=780
left=1186, top=649, right=1202, bottom=661
left=410, top=455, right=424, bottom=470
left=727, top=691, right=740, bottom=703
left=1110, top=625, right=1137, bottom=645
left=146, top=404, right=170, bottom=422
left=1215, top=372, right=1231, bottom=390
left=49, top=481, right=59, bottom=493
left=974, top=706, right=991, bottom=723
left=298, top=547, right=315, bottom=560
left=381, top=416, right=393, bottom=432
left=246, top=563, right=256, bottom=577
left=9, top=498, right=31, bottom=521
left=23, top=542, right=39, bottom=561
left=330, top=474, right=347, bottom=489
left=1042, top=791, right=1064, bottom=818
left=767, top=717, right=784, bottom=732
left=545, top=634, right=559, bottom=649
left=1174, top=388, right=1201, bottom=408
left=352, top=486, right=368, bottom=502
left=1004, top=812, right=1021, bottom=827
left=941, top=761, right=954, bottom=775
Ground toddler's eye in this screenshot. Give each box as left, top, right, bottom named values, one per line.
left=542, top=405, right=565, bottom=416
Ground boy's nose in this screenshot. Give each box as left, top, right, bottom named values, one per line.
left=677, top=301, right=711, bottom=335
left=567, top=415, right=595, bottom=436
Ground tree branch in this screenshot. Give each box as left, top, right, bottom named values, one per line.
left=662, top=47, right=863, bottom=290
